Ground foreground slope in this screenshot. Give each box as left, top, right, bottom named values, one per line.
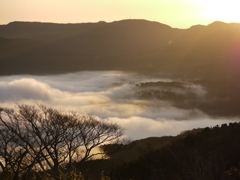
left=109, top=123, right=240, bottom=180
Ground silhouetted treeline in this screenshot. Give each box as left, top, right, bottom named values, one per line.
left=110, top=122, right=240, bottom=180
left=0, top=104, right=124, bottom=180
left=136, top=81, right=186, bottom=88
left=134, top=78, right=240, bottom=117
left=1, top=110, right=239, bottom=180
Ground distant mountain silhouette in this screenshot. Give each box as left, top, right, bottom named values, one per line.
left=0, top=19, right=240, bottom=80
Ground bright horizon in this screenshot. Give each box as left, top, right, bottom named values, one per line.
left=1, top=0, right=240, bottom=28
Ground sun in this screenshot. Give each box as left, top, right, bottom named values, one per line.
left=194, top=0, right=240, bottom=22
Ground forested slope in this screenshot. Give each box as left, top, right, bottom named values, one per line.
left=109, top=123, right=240, bottom=180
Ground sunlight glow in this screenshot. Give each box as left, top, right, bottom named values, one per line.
left=1, top=0, right=240, bottom=28
left=194, top=0, right=240, bottom=22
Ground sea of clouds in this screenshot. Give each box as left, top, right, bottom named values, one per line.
left=0, top=71, right=239, bottom=140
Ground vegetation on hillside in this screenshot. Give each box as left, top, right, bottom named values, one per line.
left=0, top=105, right=239, bottom=179
left=1, top=20, right=240, bottom=179
left=110, top=123, right=240, bottom=180
left=0, top=104, right=124, bottom=180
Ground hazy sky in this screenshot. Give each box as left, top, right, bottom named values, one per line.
left=1, top=0, right=240, bottom=28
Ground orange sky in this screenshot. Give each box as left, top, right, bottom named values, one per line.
left=1, top=0, right=240, bottom=28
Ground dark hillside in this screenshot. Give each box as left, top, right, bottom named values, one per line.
left=76, top=128, right=203, bottom=179
left=102, top=128, right=203, bottom=163
left=1, top=20, right=240, bottom=117
left=0, top=37, right=89, bottom=75
left=0, top=20, right=240, bottom=76
left=0, top=21, right=106, bottom=42
left=110, top=122, right=240, bottom=180
left=1, top=20, right=240, bottom=116
left=1, top=19, right=240, bottom=80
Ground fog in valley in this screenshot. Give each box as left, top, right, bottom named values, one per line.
left=2, top=3, right=240, bottom=179
left=1, top=71, right=239, bottom=140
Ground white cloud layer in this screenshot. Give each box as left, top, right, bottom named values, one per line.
left=0, top=71, right=239, bottom=140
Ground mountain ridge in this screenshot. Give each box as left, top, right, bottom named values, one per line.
left=1, top=19, right=240, bottom=79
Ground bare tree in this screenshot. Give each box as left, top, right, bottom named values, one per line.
left=0, top=104, right=124, bottom=179
left=0, top=125, right=29, bottom=179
